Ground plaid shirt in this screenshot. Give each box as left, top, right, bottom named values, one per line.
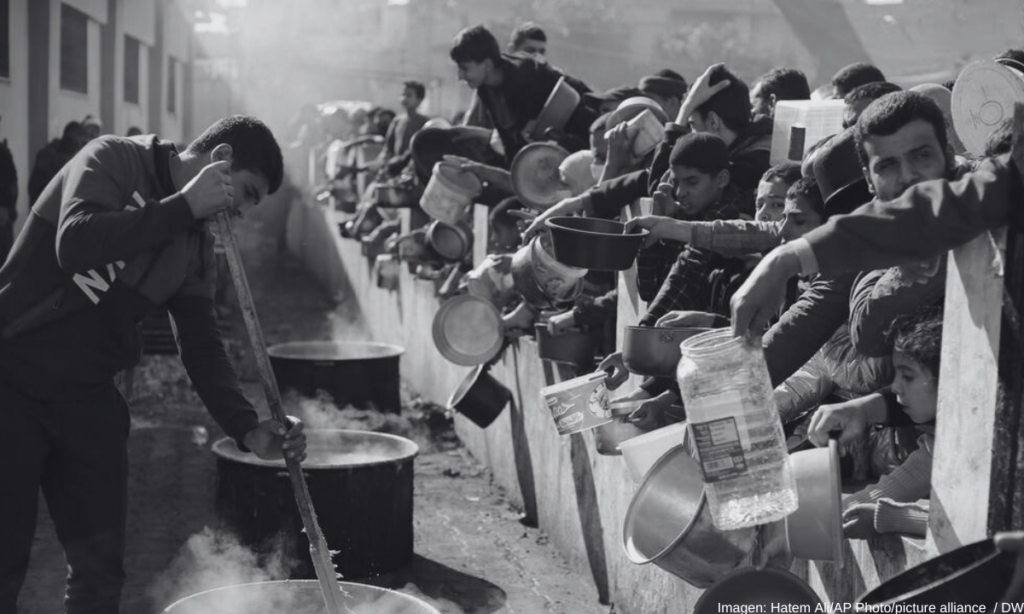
left=639, top=185, right=754, bottom=326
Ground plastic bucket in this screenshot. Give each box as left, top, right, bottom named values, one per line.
left=541, top=372, right=612, bottom=436
left=420, top=161, right=482, bottom=224
left=618, top=422, right=690, bottom=483
left=628, top=109, right=666, bottom=157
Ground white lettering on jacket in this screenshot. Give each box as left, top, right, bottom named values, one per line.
left=73, top=260, right=127, bottom=304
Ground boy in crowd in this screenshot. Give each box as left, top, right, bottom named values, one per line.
left=830, top=62, right=887, bottom=99
left=449, top=24, right=596, bottom=161
left=820, top=309, right=942, bottom=539
left=376, top=81, right=429, bottom=181
left=750, top=67, right=811, bottom=119
left=842, top=81, right=902, bottom=129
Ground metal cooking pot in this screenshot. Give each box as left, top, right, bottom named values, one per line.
left=352, top=205, right=385, bottom=239
left=212, top=430, right=419, bottom=579
left=545, top=216, right=648, bottom=271
left=362, top=221, right=401, bottom=258
left=267, top=341, right=404, bottom=412
left=426, top=220, right=473, bottom=262
left=622, top=326, right=711, bottom=377
left=534, top=322, right=599, bottom=368
left=510, top=238, right=584, bottom=310
left=162, top=580, right=440, bottom=614
left=446, top=364, right=512, bottom=428
left=622, top=445, right=757, bottom=588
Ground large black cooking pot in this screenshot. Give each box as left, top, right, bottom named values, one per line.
left=162, top=580, right=440, bottom=613
left=446, top=364, right=511, bottom=428
left=545, top=216, right=648, bottom=271
left=268, top=341, right=404, bottom=413
left=213, top=430, right=418, bottom=580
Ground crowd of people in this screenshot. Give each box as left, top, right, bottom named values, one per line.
left=312, top=21, right=1024, bottom=557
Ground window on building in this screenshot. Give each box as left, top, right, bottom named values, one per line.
left=166, top=56, right=177, bottom=114
left=60, top=4, right=88, bottom=93
left=124, top=35, right=140, bottom=104
left=0, top=0, right=10, bottom=79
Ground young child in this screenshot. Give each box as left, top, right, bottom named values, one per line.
left=840, top=308, right=942, bottom=539
left=755, top=162, right=802, bottom=223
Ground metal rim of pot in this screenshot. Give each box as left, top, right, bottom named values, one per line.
left=426, top=220, right=473, bottom=262
left=621, top=325, right=712, bottom=377
left=534, top=322, right=598, bottom=366
left=691, top=567, right=821, bottom=613
left=161, top=580, right=442, bottom=614
left=212, top=429, right=419, bottom=471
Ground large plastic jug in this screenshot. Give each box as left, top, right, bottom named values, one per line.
left=677, top=328, right=797, bottom=530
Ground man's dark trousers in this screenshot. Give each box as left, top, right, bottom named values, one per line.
left=0, top=378, right=130, bottom=614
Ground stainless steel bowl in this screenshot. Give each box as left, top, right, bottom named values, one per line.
left=622, top=445, right=758, bottom=588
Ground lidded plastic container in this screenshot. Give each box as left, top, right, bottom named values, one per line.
left=676, top=328, right=797, bottom=530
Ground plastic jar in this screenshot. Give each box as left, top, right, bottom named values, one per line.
left=677, top=328, right=797, bottom=530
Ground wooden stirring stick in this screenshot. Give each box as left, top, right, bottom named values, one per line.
left=215, top=213, right=347, bottom=614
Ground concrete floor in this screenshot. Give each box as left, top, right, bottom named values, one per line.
left=16, top=225, right=609, bottom=614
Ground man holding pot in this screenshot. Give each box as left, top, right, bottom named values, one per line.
left=0, top=116, right=307, bottom=614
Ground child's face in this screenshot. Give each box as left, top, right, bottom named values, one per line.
left=778, top=195, right=823, bottom=242
left=891, top=351, right=938, bottom=424
left=669, top=165, right=725, bottom=217
left=754, top=179, right=790, bottom=222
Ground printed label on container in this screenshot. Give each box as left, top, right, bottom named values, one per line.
left=691, top=417, right=748, bottom=482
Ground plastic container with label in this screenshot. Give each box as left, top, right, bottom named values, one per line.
left=677, top=328, right=797, bottom=530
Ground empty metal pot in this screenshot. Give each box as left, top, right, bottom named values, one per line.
left=534, top=323, right=600, bottom=367
left=622, top=445, right=757, bottom=588
left=545, top=216, right=648, bottom=271
left=268, top=341, right=404, bottom=412
left=622, top=326, right=711, bottom=377
left=510, top=238, right=584, bottom=310
left=426, top=220, right=473, bottom=262
left=446, top=364, right=512, bottom=428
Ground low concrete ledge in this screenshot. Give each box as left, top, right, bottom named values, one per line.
left=285, top=200, right=926, bottom=613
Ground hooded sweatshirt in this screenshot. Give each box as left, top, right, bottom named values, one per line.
left=0, top=135, right=259, bottom=442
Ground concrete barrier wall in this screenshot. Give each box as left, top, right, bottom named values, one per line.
left=286, top=199, right=936, bottom=613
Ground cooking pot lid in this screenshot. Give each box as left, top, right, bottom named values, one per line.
left=951, top=59, right=1024, bottom=155
left=432, top=294, right=504, bottom=366
left=510, top=142, right=572, bottom=209
left=692, top=567, right=821, bottom=613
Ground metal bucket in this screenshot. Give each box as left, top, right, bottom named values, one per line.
left=162, top=580, right=440, bottom=613
left=267, top=341, right=404, bottom=413
left=212, top=430, right=418, bottom=580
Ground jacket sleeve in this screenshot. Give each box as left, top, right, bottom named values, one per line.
left=587, top=169, right=650, bottom=219
left=728, top=148, right=772, bottom=193
left=165, top=237, right=260, bottom=445
left=807, top=154, right=1020, bottom=276
left=763, top=272, right=856, bottom=387
left=773, top=352, right=835, bottom=424
left=689, top=219, right=783, bottom=257
left=848, top=266, right=946, bottom=357
left=56, top=137, right=195, bottom=274
left=843, top=440, right=933, bottom=509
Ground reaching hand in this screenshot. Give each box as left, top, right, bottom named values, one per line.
left=627, top=392, right=681, bottom=431
left=522, top=195, right=585, bottom=243
left=547, top=310, right=577, bottom=335
left=182, top=160, right=233, bottom=220
left=625, top=215, right=687, bottom=248
left=807, top=401, right=869, bottom=448
left=651, top=182, right=678, bottom=215
left=604, top=123, right=642, bottom=176
left=598, top=352, right=629, bottom=390
left=842, top=504, right=878, bottom=540
left=677, top=63, right=734, bottom=125
left=655, top=310, right=717, bottom=329
left=242, top=417, right=307, bottom=462
left=730, top=246, right=801, bottom=341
